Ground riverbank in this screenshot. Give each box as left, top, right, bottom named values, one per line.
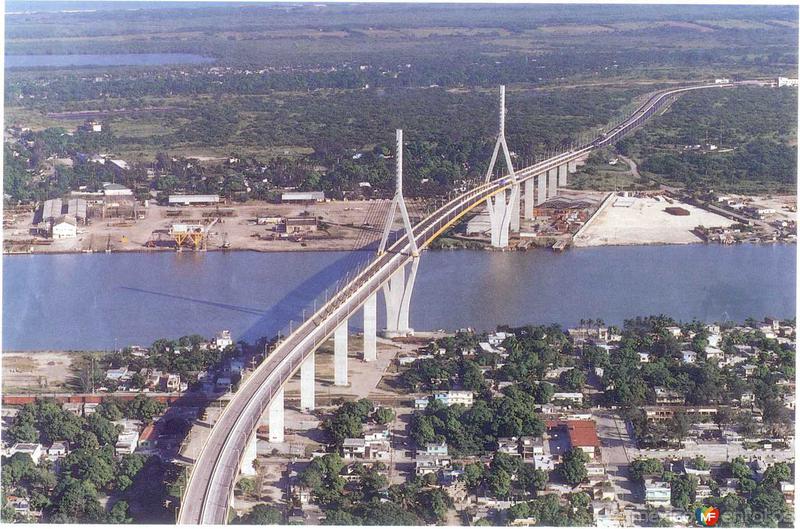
left=5, top=193, right=795, bottom=256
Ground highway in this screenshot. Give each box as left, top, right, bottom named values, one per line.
left=177, top=80, right=742, bottom=524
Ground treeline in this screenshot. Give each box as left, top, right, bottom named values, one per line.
left=4, top=86, right=645, bottom=203
left=1, top=398, right=172, bottom=523
left=618, top=86, right=798, bottom=192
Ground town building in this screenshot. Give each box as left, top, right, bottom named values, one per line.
left=115, top=430, right=140, bottom=455
left=8, top=443, right=44, bottom=464
left=280, top=191, right=325, bottom=204
left=51, top=215, right=77, bottom=239
left=215, top=330, right=233, bottom=349
left=433, top=390, right=474, bottom=407
left=644, top=478, right=671, bottom=507
left=168, top=194, right=220, bottom=206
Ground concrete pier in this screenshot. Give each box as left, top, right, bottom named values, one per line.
left=524, top=178, right=535, bottom=219
left=268, top=387, right=284, bottom=443
left=300, top=351, right=315, bottom=411
left=568, top=160, right=577, bottom=173
left=558, top=164, right=568, bottom=187
left=383, top=258, right=418, bottom=336
left=510, top=183, right=520, bottom=232
left=241, top=435, right=258, bottom=476
left=537, top=173, right=547, bottom=205
left=363, top=293, right=377, bottom=361
left=334, top=321, right=348, bottom=386
left=548, top=168, right=558, bottom=199
left=487, top=189, right=512, bottom=247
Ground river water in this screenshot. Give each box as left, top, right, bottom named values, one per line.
left=5, top=53, right=214, bottom=68
left=2, top=244, right=795, bottom=351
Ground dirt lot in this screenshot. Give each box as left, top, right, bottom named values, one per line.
left=2, top=351, right=76, bottom=392
left=574, top=195, right=736, bottom=246
left=3, top=199, right=432, bottom=254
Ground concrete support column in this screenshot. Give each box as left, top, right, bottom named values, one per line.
left=510, top=183, right=520, bottom=232
left=334, top=321, right=348, bottom=386
left=300, top=351, right=315, bottom=411
left=363, top=293, right=377, bottom=361
left=486, top=189, right=512, bottom=248
left=383, top=258, right=419, bottom=337
left=537, top=173, right=547, bottom=205
left=558, top=164, right=568, bottom=187
left=547, top=168, right=558, bottom=199
left=568, top=160, right=577, bottom=174
left=241, top=434, right=258, bottom=476
left=523, top=178, right=535, bottom=219
left=268, top=387, right=284, bottom=443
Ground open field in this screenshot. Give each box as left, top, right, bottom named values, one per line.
left=574, top=195, right=736, bottom=246
left=2, top=351, right=76, bottom=392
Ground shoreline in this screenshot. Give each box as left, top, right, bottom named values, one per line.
left=3, top=238, right=795, bottom=257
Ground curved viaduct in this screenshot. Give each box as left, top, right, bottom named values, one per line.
left=178, top=80, right=747, bottom=524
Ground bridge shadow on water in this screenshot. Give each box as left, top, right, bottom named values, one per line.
left=119, top=286, right=268, bottom=316
left=238, top=249, right=374, bottom=343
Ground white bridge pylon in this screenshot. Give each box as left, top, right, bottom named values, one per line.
left=379, top=129, right=419, bottom=337
left=485, top=85, right=519, bottom=248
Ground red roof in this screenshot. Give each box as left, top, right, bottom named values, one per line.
left=140, top=424, right=158, bottom=442
left=547, top=420, right=600, bottom=449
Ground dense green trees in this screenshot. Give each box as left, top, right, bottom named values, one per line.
left=323, top=398, right=375, bottom=446
left=557, top=448, right=590, bottom=487
left=620, top=86, right=797, bottom=193
left=233, top=504, right=284, bottom=524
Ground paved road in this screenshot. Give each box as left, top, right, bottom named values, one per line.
left=178, top=81, right=743, bottom=524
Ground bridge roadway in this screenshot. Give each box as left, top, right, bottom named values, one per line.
left=178, top=80, right=740, bottom=524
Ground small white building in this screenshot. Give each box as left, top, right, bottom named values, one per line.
left=552, top=392, right=584, bottom=404
left=644, top=479, right=671, bottom=507
left=115, top=430, right=140, bottom=455
left=434, top=390, right=474, bottom=407
left=51, top=215, right=77, bottom=239
left=9, top=443, right=44, bottom=464
left=215, top=330, right=233, bottom=349
left=102, top=182, right=133, bottom=196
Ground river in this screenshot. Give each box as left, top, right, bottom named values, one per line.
left=5, top=53, right=214, bottom=68
left=2, top=244, right=795, bottom=351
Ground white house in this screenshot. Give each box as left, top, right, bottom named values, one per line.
left=51, top=215, right=77, bottom=239
left=215, top=330, right=233, bottom=349
left=9, top=443, right=44, bottom=464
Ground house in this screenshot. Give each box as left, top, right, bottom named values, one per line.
left=594, top=481, right=616, bottom=501
left=138, top=424, right=159, bottom=454
left=9, top=443, right=44, bottom=464
left=115, top=430, right=140, bottom=455
left=696, top=484, right=713, bottom=501
left=654, top=387, right=684, bottom=405
left=780, top=481, right=795, bottom=504
left=51, top=215, right=77, bottom=239
left=342, top=438, right=367, bottom=460
left=62, top=402, right=83, bottom=416
left=644, top=479, right=671, bottom=507
left=423, top=441, right=449, bottom=457
left=83, top=403, right=98, bottom=416
left=414, top=397, right=431, bottom=410
left=497, top=437, right=521, bottom=457
left=106, top=366, right=129, bottom=381
left=47, top=441, right=69, bottom=461
left=7, top=496, right=31, bottom=516
left=552, top=392, right=583, bottom=404
left=704, top=346, right=724, bottom=361
left=740, top=392, right=755, bottom=405
left=521, top=436, right=545, bottom=459
left=681, top=350, right=697, bottom=364
left=215, top=376, right=232, bottom=392
left=415, top=455, right=450, bottom=476
left=741, top=364, right=757, bottom=377
left=533, top=454, right=556, bottom=471
left=638, top=352, right=650, bottom=363
left=164, top=373, right=181, bottom=392
left=665, top=326, right=682, bottom=338
left=433, top=390, right=473, bottom=407
left=102, top=181, right=133, bottom=195
left=215, top=330, right=233, bottom=349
